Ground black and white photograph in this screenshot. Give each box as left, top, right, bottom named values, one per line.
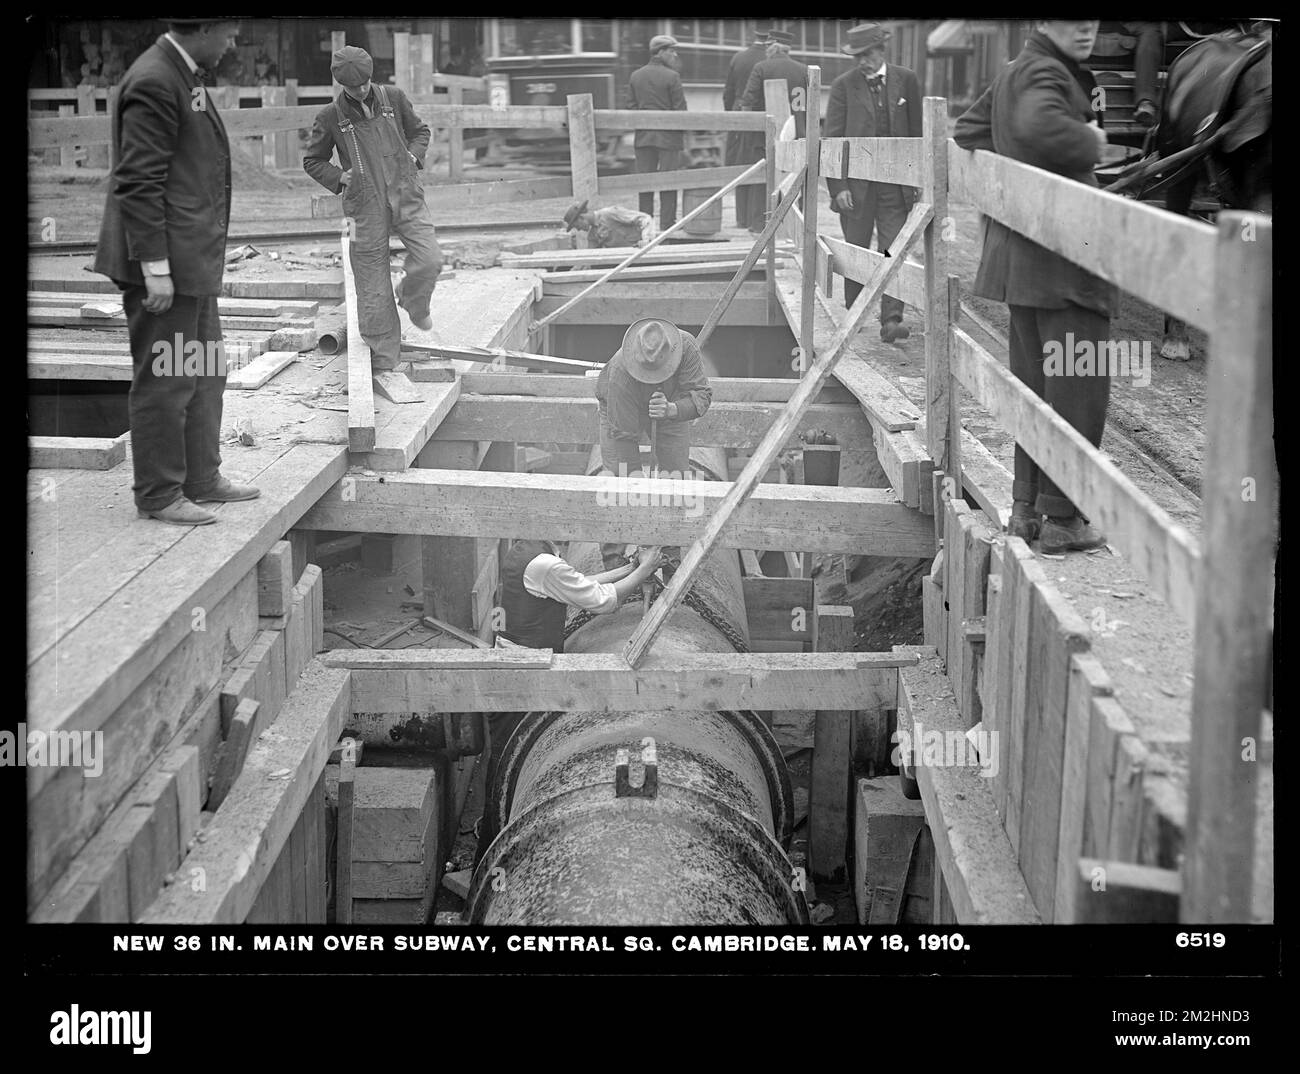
left=20, top=13, right=1277, bottom=1042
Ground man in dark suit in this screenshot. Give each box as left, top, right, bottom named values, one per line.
left=94, top=18, right=259, bottom=526
left=724, top=27, right=769, bottom=230
left=626, top=34, right=688, bottom=229
left=955, top=20, right=1115, bottom=553
left=303, top=46, right=443, bottom=370
left=741, top=28, right=809, bottom=138
left=824, top=22, right=922, bottom=343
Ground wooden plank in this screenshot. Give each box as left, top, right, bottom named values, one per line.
left=979, top=568, right=1002, bottom=769
left=241, top=629, right=288, bottom=730
left=142, top=663, right=351, bottom=924
left=896, top=645, right=1039, bottom=923
left=456, top=372, right=855, bottom=405
left=809, top=603, right=853, bottom=881
left=1084, top=694, right=1137, bottom=860
left=533, top=291, right=769, bottom=327
left=1055, top=653, right=1114, bottom=921
left=567, top=93, right=598, bottom=204
left=303, top=772, right=326, bottom=922
left=533, top=160, right=767, bottom=332
left=1185, top=213, right=1274, bottom=924
left=1067, top=859, right=1181, bottom=923
left=225, top=350, right=298, bottom=390
left=820, top=235, right=927, bottom=310
left=799, top=66, right=822, bottom=386
left=1108, top=720, right=1150, bottom=863
left=922, top=98, right=953, bottom=472
left=952, top=328, right=1200, bottom=624
left=300, top=469, right=937, bottom=558
left=405, top=341, right=599, bottom=373
left=332, top=652, right=911, bottom=714
left=743, top=576, right=814, bottom=642
left=943, top=498, right=969, bottom=678
left=335, top=746, right=356, bottom=925
left=623, top=202, right=934, bottom=665
left=948, top=143, right=1217, bottom=331
left=340, top=231, right=375, bottom=453
left=1019, top=576, right=1091, bottom=920
left=772, top=136, right=923, bottom=186
left=209, top=698, right=265, bottom=811
left=256, top=540, right=294, bottom=618
left=1002, top=538, right=1040, bottom=842
left=541, top=259, right=775, bottom=286
left=160, top=746, right=202, bottom=856
left=29, top=434, right=126, bottom=471
left=30, top=292, right=321, bottom=317
left=598, top=164, right=753, bottom=197
left=366, top=378, right=462, bottom=472
left=854, top=776, right=928, bottom=924
left=502, top=241, right=794, bottom=269
left=433, top=395, right=870, bottom=450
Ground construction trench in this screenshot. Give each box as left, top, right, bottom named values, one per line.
left=26, top=78, right=1273, bottom=931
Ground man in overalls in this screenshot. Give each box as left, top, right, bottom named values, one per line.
left=562, top=199, right=655, bottom=248
left=303, top=46, right=443, bottom=368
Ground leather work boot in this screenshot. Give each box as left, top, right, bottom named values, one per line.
left=880, top=318, right=911, bottom=344
left=1039, top=513, right=1108, bottom=554
left=1006, top=500, right=1041, bottom=542
left=138, top=497, right=218, bottom=526
left=396, top=277, right=435, bottom=332
left=189, top=477, right=262, bottom=504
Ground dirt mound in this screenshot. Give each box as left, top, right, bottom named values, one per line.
left=229, top=141, right=299, bottom=193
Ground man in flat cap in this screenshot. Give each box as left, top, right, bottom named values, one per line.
left=595, top=318, right=713, bottom=579
left=954, top=20, right=1113, bottom=553
left=741, top=28, right=810, bottom=140
left=304, top=45, right=443, bottom=369
left=626, top=35, right=688, bottom=231
left=725, top=25, right=771, bottom=231
left=825, top=22, right=922, bottom=343
left=563, top=199, right=655, bottom=249
left=94, top=18, right=261, bottom=526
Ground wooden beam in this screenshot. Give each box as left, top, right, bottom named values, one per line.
left=432, top=395, right=871, bottom=450
left=1067, top=859, right=1181, bottom=922
left=567, top=93, right=598, bottom=204
left=341, top=231, right=375, bottom=454
left=1185, top=212, right=1274, bottom=923
left=773, top=136, right=924, bottom=186
left=923, top=98, right=953, bottom=475
left=406, top=341, right=599, bottom=373
left=820, top=235, right=927, bottom=310
left=800, top=66, right=822, bottom=385
left=141, top=663, right=352, bottom=924
left=623, top=200, right=933, bottom=667
left=28, top=434, right=127, bottom=471
left=950, top=327, right=1201, bottom=624
left=948, top=142, right=1217, bottom=331
left=809, top=603, right=853, bottom=882
left=696, top=168, right=805, bottom=350
left=225, top=350, right=298, bottom=390
left=532, top=159, right=766, bottom=332
left=541, top=259, right=782, bottom=286
left=457, top=373, right=855, bottom=404
left=335, top=747, right=356, bottom=925
left=503, top=241, right=794, bottom=269
left=323, top=649, right=915, bottom=713
left=299, top=468, right=937, bottom=557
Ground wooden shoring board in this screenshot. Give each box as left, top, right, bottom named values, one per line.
left=799, top=66, right=822, bottom=389
left=456, top=373, right=856, bottom=405
left=142, top=663, right=352, bottom=925
left=325, top=650, right=915, bottom=714
left=28, top=257, right=345, bottom=300
left=944, top=498, right=995, bottom=727
left=404, top=341, right=599, bottom=374
left=999, top=537, right=1042, bottom=843
left=809, top=603, right=854, bottom=881
left=540, top=259, right=785, bottom=286
left=773, top=135, right=924, bottom=186
left=27, top=291, right=320, bottom=318
left=895, top=645, right=1040, bottom=923
left=502, top=241, right=796, bottom=270
left=340, top=231, right=375, bottom=454
left=951, top=327, right=1200, bottom=625
left=1066, top=859, right=1180, bottom=923
left=820, top=234, right=927, bottom=310
left=299, top=468, right=937, bottom=557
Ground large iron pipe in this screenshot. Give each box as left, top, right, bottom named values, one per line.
left=468, top=447, right=807, bottom=925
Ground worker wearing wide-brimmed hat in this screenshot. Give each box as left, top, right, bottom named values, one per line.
left=626, top=34, right=688, bottom=229
left=595, top=318, right=713, bottom=575
left=563, top=199, right=656, bottom=248
left=825, top=22, right=922, bottom=343
left=725, top=24, right=771, bottom=230
left=303, top=45, right=443, bottom=368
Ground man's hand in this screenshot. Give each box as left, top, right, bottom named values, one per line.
left=1088, top=120, right=1107, bottom=155
left=833, top=190, right=855, bottom=213
left=142, top=274, right=175, bottom=314
left=634, top=546, right=663, bottom=578
left=649, top=392, right=677, bottom=420
left=338, top=169, right=353, bottom=190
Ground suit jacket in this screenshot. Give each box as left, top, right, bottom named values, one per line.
left=302, top=85, right=431, bottom=194
left=741, top=53, right=809, bottom=137
left=724, top=44, right=766, bottom=110
left=93, top=36, right=232, bottom=296
left=953, top=31, right=1118, bottom=316
left=626, top=60, right=686, bottom=149
left=824, top=62, right=921, bottom=213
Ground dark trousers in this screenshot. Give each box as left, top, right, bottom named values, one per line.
left=1127, top=22, right=1165, bottom=105
left=1007, top=303, right=1112, bottom=518
left=122, top=287, right=226, bottom=512
left=598, top=419, right=690, bottom=569
left=839, top=183, right=909, bottom=324
left=634, top=146, right=682, bottom=229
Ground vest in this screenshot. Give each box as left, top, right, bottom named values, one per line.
left=499, top=540, right=567, bottom=653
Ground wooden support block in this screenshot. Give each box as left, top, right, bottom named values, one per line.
left=209, top=698, right=265, bottom=811
left=743, top=576, right=814, bottom=643
left=809, top=605, right=854, bottom=882
left=226, top=349, right=298, bottom=390
left=352, top=768, right=438, bottom=862
left=1002, top=538, right=1042, bottom=844
left=1067, top=859, right=1181, bottom=923
left=285, top=565, right=323, bottom=689
left=335, top=749, right=356, bottom=925
left=288, top=528, right=316, bottom=587
left=29, top=434, right=127, bottom=471
left=960, top=617, right=986, bottom=729
left=220, top=664, right=256, bottom=739
left=240, top=629, right=288, bottom=730
left=854, top=777, right=926, bottom=925
left=256, top=540, right=295, bottom=617
left=922, top=551, right=945, bottom=660
left=406, top=359, right=457, bottom=382
left=303, top=772, right=326, bottom=923
left=1108, top=720, right=1150, bottom=863
left=160, top=746, right=202, bottom=855
left=352, top=895, right=434, bottom=925
left=353, top=851, right=438, bottom=901
left=373, top=370, right=422, bottom=404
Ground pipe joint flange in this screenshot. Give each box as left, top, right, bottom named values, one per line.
left=614, top=737, right=659, bottom=799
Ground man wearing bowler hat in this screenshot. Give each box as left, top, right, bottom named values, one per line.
left=595, top=318, right=713, bottom=577
left=825, top=22, right=922, bottom=343
left=94, top=18, right=261, bottom=526
left=626, top=35, right=688, bottom=230
left=303, top=45, right=443, bottom=369
left=741, top=28, right=810, bottom=139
